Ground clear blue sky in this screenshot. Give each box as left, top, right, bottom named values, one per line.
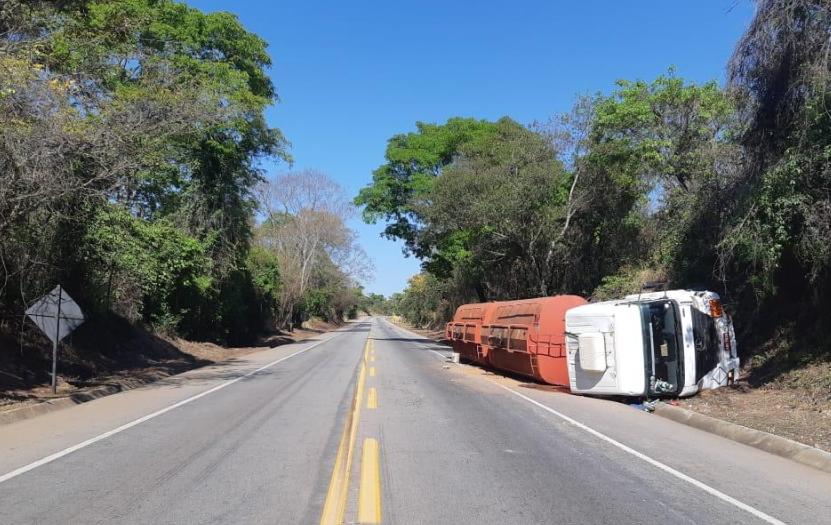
left=188, top=0, right=755, bottom=297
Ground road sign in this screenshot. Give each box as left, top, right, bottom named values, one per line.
left=26, top=285, right=84, bottom=344
left=25, top=285, right=85, bottom=393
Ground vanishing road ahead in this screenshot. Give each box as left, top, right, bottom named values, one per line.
left=1, top=318, right=829, bottom=524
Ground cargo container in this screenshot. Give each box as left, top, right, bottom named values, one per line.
left=446, top=289, right=739, bottom=398
left=481, top=296, right=587, bottom=385
left=445, top=302, right=498, bottom=365
left=565, top=290, right=739, bottom=397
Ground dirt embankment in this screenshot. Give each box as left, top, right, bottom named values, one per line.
left=680, top=323, right=831, bottom=452
left=0, top=316, right=339, bottom=414
left=681, top=360, right=831, bottom=452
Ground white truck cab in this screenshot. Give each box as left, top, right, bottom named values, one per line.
left=565, top=289, right=740, bottom=397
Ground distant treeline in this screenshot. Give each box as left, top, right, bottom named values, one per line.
left=358, top=1, right=831, bottom=368
left=0, top=1, right=370, bottom=345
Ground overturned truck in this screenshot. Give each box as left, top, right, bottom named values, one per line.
left=446, top=290, right=739, bottom=397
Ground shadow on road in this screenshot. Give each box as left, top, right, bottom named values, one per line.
left=131, top=335, right=334, bottom=391
left=370, top=336, right=437, bottom=344
left=338, top=325, right=371, bottom=333
left=517, top=382, right=571, bottom=394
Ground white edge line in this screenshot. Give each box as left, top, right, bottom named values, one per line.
left=428, top=349, right=449, bottom=360
left=378, top=319, right=786, bottom=523
left=0, top=331, right=344, bottom=485
left=494, top=383, right=787, bottom=525
left=379, top=318, right=448, bottom=361
left=373, top=320, right=785, bottom=523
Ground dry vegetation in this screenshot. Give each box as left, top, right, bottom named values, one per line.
left=683, top=334, right=831, bottom=452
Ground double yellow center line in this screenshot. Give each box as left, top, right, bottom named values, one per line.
left=320, top=336, right=382, bottom=525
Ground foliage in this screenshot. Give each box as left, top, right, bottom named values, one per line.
left=0, top=0, right=319, bottom=348
left=81, top=206, right=212, bottom=332
left=354, top=118, right=504, bottom=258
left=247, top=245, right=282, bottom=302
left=358, top=292, right=389, bottom=315
left=362, top=44, right=830, bottom=368
left=389, top=273, right=446, bottom=328
left=719, top=0, right=831, bottom=322
left=421, top=118, right=573, bottom=297
left=358, top=76, right=735, bottom=316
left=590, top=267, right=668, bottom=302
left=584, top=71, right=737, bottom=286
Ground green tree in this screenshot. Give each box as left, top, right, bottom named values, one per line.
left=82, top=205, right=212, bottom=332
left=355, top=117, right=504, bottom=258
left=422, top=118, right=572, bottom=298
left=583, top=71, right=736, bottom=289
left=721, top=0, right=831, bottom=304
left=0, top=0, right=290, bottom=344
left=395, top=273, right=446, bottom=328
left=358, top=292, right=389, bottom=315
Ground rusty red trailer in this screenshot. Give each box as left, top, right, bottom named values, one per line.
left=445, top=302, right=498, bottom=365
left=483, top=296, right=587, bottom=385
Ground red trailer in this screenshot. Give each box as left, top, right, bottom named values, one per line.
left=481, top=296, right=587, bottom=386
left=445, top=302, right=498, bottom=365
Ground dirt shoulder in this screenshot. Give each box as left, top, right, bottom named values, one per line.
left=394, top=318, right=831, bottom=453
left=0, top=317, right=340, bottom=415
left=680, top=361, right=831, bottom=453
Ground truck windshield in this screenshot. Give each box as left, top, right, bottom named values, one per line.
left=641, top=301, right=683, bottom=395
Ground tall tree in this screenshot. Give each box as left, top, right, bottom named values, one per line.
left=583, top=72, right=736, bottom=286
left=258, top=170, right=371, bottom=328
left=0, top=0, right=290, bottom=343
left=719, top=0, right=831, bottom=308
left=421, top=118, right=572, bottom=298
left=355, top=117, right=504, bottom=258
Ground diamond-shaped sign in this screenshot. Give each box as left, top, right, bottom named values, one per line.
left=26, top=285, right=84, bottom=344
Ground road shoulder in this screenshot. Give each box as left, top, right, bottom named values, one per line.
left=654, top=401, right=831, bottom=474
left=0, top=322, right=343, bottom=426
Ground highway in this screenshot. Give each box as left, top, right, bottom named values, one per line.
left=0, top=318, right=829, bottom=524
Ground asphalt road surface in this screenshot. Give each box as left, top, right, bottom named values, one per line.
left=0, top=318, right=829, bottom=524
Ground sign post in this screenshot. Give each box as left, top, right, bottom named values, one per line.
left=25, top=285, right=85, bottom=394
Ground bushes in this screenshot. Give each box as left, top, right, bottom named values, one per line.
left=590, top=267, right=668, bottom=302
left=391, top=273, right=446, bottom=328
left=82, top=205, right=212, bottom=333
left=246, top=245, right=282, bottom=324
left=73, top=203, right=297, bottom=344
